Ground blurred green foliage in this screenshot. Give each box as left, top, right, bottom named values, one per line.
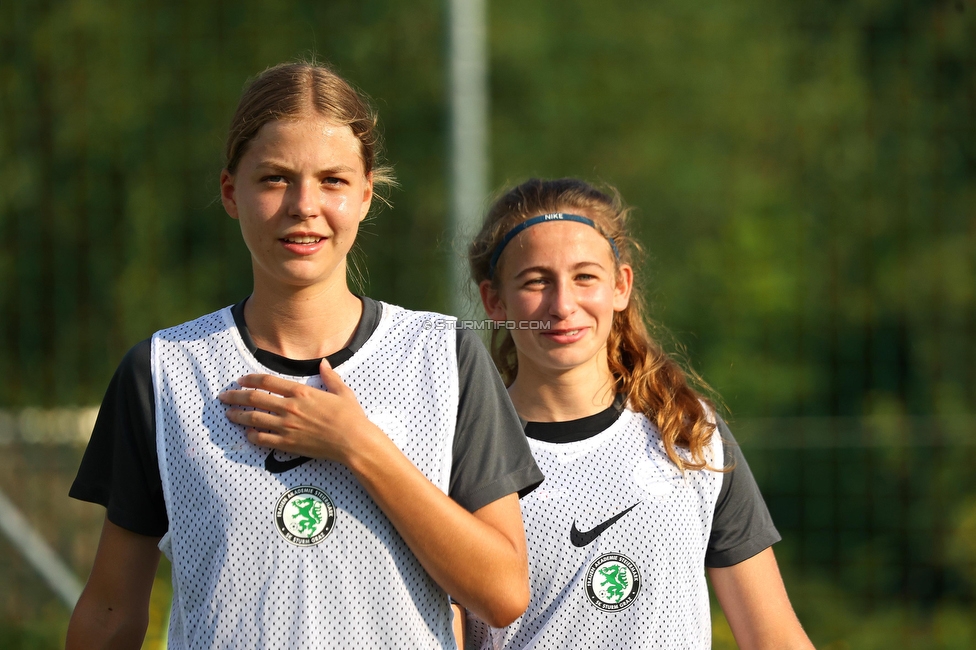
left=1, top=0, right=973, bottom=419
left=489, top=0, right=975, bottom=421
left=1, top=0, right=974, bottom=647
left=742, top=417, right=976, bottom=615
left=0, top=0, right=451, bottom=406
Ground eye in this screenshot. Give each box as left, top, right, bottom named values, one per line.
left=323, top=176, right=347, bottom=186
left=262, top=175, right=287, bottom=185
left=522, top=276, right=548, bottom=289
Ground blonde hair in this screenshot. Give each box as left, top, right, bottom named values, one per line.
left=469, top=178, right=718, bottom=471
left=224, top=60, right=395, bottom=202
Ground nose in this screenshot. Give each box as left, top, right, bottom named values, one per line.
left=288, top=179, right=319, bottom=220
left=548, top=278, right=578, bottom=320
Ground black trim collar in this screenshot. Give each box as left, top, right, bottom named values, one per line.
left=230, top=296, right=381, bottom=377
left=524, top=395, right=625, bottom=444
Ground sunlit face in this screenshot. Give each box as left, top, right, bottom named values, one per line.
left=480, top=217, right=633, bottom=380
left=220, top=116, right=373, bottom=293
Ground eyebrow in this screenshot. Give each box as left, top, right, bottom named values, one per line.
left=255, top=162, right=358, bottom=175
left=513, top=261, right=607, bottom=279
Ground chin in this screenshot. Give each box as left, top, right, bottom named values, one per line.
left=541, top=355, right=599, bottom=374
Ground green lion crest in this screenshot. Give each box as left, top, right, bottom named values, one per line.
left=585, top=553, right=642, bottom=611
left=275, top=486, right=335, bottom=546
left=599, top=564, right=630, bottom=602
left=290, top=497, right=323, bottom=536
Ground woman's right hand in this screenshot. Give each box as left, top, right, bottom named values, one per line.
left=218, top=359, right=383, bottom=468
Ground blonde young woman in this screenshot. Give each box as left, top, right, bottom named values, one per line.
left=66, top=62, right=542, bottom=649
left=464, top=178, right=814, bottom=649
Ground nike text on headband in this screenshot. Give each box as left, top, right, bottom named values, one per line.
left=487, top=213, right=621, bottom=279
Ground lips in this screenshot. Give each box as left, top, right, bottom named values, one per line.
left=280, top=232, right=327, bottom=255
left=281, top=235, right=322, bottom=244
left=541, top=327, right=588, bottom=344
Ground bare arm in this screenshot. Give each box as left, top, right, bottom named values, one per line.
left=452, top=602, right=467, bottom=650
left=220, top=360, right=530, bottom=627
left=708, top=547, right=814, bottom=650
left=66, top=518, right=161, bottom=650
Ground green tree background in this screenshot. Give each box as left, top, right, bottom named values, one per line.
left=1, top=0, right=974, bottom=647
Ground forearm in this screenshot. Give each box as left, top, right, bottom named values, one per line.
left=66, top=519, right=160, bottom=650
left=710, top=548, right=814, bottom=650
left=347, top=425, right=529, bottom=627
left=66, top=591, right=150, bottom=650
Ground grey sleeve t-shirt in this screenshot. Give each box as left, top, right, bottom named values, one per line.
left=705, top=416, right=781, bottom=567
left=69, top=297, right=543, bottom=536
left=523, top=405, right=779, bottom=567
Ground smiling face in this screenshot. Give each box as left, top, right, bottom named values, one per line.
left=480, top=217, right=633, bottom=382
left=220, top=116, right=373, bottom=295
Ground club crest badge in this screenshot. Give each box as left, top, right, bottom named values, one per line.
left=584, top=553, right=642, bottom=611
left=274, top=485, right=336, bottom=546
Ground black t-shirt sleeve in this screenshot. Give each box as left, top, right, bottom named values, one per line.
left=704, top=416, right=781, bottom=568
left=449, top=330, right=544, bottom=512
left=68, top=339, right=168, bottom=537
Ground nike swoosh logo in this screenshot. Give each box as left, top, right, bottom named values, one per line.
left=570, top=502, right=642, bottom=548
left=265, top=451, right=312, bottom=474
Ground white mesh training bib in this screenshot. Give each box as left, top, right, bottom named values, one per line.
left=469, top=408, right=722, bottom=650
left=153, top=303, right=459, bottom=649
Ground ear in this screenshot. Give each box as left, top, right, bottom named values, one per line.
left=479, top=280, right=508, bottom=321
left=358, top=172, right=374, bottom=222
left=612, top=263, right=634, bottom=312
left=220, top=169, right=239, bottom=220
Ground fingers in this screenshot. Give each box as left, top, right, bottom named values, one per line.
left=219, top=387, right=288, bottom=413
left=225, top=367, right=351, bottom=403
left=219, top=368, right=359, bottom=447
left=224, top=407, right=283, bottom=432
left=318, top=359, right=351, bottom=396
left=235, top=373, right=304, bottom=396
left=219, top=372, right=323, bottom=414
left=219, top=372, right=334, bottom=440
left=218, top=376, right=301, bottom=437
left=245, top=428, right=293, bottom=450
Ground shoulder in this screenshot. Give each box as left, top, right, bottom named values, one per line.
left=375, top=301, right=452, bottom=328
left=456, top=327, right=490, bottom=365
left=701, top=402, right=727, bottom=469
left=152, top=306, right=235, bottom=342
left=96, top=339, right=154, bottom=423
left=711, top=411, right=738, bottom=471
left=371, top=301, right=459, bottom=349
left=118, top=338, right=152, bottom=383
left=627, top=404, right=726, bottom=471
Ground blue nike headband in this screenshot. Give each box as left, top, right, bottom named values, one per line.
left=487, top=213, right=621, bottom=279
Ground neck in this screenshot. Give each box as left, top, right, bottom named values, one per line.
left=244, top=273, right=363, bottom=360
left=507, top=353, right=617, bottom=422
